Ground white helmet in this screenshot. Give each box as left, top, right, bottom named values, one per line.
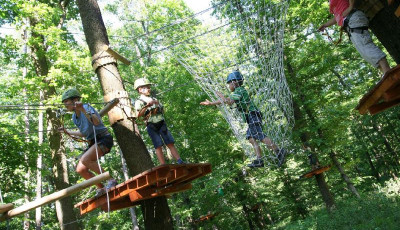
left=134, top=78, right=153, bottom=90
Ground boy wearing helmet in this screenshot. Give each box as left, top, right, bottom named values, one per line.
left=59, top=88, right=117, bottom=196
left=200, top=71, right=286, bottom=168
left=134, top=78, right=185, bottom=165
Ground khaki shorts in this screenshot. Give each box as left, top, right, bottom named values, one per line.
left=346, top=10, right=386, bottom=68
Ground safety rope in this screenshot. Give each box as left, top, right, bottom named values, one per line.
left=89, top=103, right=111, bottom=217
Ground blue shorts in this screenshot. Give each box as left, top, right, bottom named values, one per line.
left=146, top=121, right=175, bottom=148
left=88, top=133, right=114, bottom=154
left=245, top=112, right=266, bottom=141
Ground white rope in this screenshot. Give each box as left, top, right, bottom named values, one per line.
left=89, top=103, right=111, bottom=216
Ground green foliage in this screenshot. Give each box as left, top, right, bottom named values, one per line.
left=279, top=192, right=400, bottom=230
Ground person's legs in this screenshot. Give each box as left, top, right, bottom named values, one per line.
left=378, top=57, right=391, bottom=74
left=155, top=146, right=166, bottom=164
left=166, top=143, right=182, bottom=162
left=261, top=137, right=278, bottom=151
left=248, top=138, right=262, bottom=159
left=77, top=145, right=107, bottom=189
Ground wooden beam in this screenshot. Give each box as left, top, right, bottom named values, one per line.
left=102, top=45, right=131, bottom=65
left=0, top=172, right=110, bottom=222
left=382, top=84, right=400, bottom=102
left=99, top=98, right=119, bottom=117
left=356, top=65, right=400, bottom=114
left=0, top=204, right=13, bottom=214
left=368, top=98, right=400, bottom=115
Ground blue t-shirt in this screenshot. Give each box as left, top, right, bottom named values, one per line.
left=72, top=104, right=107, bottom=140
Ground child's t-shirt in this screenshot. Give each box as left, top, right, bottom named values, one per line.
left=134, top=94, right=164, bottom=124
left=72, top=103, right=108, bottom=140
left=229, top=86, right=258, bottom=121
left=329, top=0, right=349, bottom=26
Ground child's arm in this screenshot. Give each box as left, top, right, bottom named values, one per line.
left=136, top=99, right=158, bottom=118
left=75, top=102, right=101, bottom=126
left=200, top=92, right=234, bottom=106
left=58, top=128, right=85, bottom=137
left=342, top=0, right=354, bottom=18
left=319, top=17, right=336, bottom=31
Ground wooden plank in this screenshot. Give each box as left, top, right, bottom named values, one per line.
left=0, top=172, right=110, bottom=222
left=395, top=5, right=400, bottom=17
left=382, top=84, right=400, bottom=102
left=368, top=98, right=400, bottom=115
left=356, top=65, right=400, bottom=114
left=300, top=165, right=331, bottom=179
left=102, top=45, right=131, bottom=65
left=0, top=204, right=13, bottom=214
left=99, top=98, right=119, bottom=117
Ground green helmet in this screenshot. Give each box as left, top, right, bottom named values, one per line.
left=62, top=88, right=81, bottom=102
left=134, top=78, right=153, bottom=90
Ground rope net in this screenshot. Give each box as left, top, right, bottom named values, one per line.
left=171, top=0, right=293, bottom=167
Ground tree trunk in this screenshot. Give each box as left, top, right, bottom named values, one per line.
left=315, top=173, right=336, bottom=210
left=29, top=16, right=80, bottom=230
left=22, top=26, right=31, bottom=230
left=75, top=1, right=173, bottom=229
left=365, top=151, right=381, bottom=181
left=36, top=91, right=44, bottom=230
left=329, top=151, right=360, bottom=198
left=363, top=0, right=400, bottom=64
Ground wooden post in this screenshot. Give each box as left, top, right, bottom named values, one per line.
left=99, top=98, right=119, bottom=117
left=0, top=172, right=110, bottom=222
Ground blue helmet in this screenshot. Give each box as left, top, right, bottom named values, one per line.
left=226, top=71, right=243, bottom=83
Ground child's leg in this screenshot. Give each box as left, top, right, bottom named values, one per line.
left=155, top=146, right=166, bottom=165
left=166, top=143, right=181, bottom=161
left=248, top=138, right=262, bottom=159
left=261, top=137, right=278, bottom=151
left=378, top=57, right=390, bottom=74
left=76, top=145, right=107, bottom=189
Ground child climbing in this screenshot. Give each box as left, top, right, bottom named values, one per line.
left=59, top=88, right=117, bottom=196
left=200, top=71, right=286, bottom=168
left=134, top=78, right=185, bottom=165
left=319, top=0, right=390, bottom=74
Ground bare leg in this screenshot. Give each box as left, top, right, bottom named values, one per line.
left=166, top=143, right=181, bottom=161
left=78, top=144, right=107, bottom=189
left=261, top=137, right=278, bottom=151
left=248, top=138, right=262, bottom=158
left=378, top=57, right=390, bottom=74
left=155, top=146, right=165, bottom=165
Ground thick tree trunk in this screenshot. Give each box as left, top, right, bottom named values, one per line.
left=75, top=1, right=173, bottom=229
left=329, top=151, right=360, bottom=198
left=365, top=0, right=400, bottom=64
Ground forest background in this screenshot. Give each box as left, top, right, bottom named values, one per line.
left=1, top=0, right=400, bottom=229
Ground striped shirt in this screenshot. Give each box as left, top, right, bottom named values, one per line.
left=329, top=0, right=350, bottom=26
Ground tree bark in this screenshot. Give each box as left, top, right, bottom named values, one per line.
left=329, top=151, right=360, bottom=198
left=363, top=0, right=400, bottom=64
left=75, top=0, right=173, bottom=229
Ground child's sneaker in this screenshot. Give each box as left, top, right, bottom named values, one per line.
left=177, top=159, right=186, bottom=164
left=247, top=159, right=264, bottom=168
left=95, top=188, right=105, bottom=198
left=276, top=148, right=287, bottom=167
left=105, top=179, right=118, bottom=190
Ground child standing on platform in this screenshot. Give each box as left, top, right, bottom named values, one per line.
left=134, top=78, right=185, bottom=165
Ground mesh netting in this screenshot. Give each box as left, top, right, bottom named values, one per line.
left=171, top=0, right=293, bottom=167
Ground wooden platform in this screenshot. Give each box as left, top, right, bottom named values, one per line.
left=300, top=165, right=331, bottom=179
left=356, top=65, right=400, bottom=115
left=75, top=163, right=212, bottom=215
